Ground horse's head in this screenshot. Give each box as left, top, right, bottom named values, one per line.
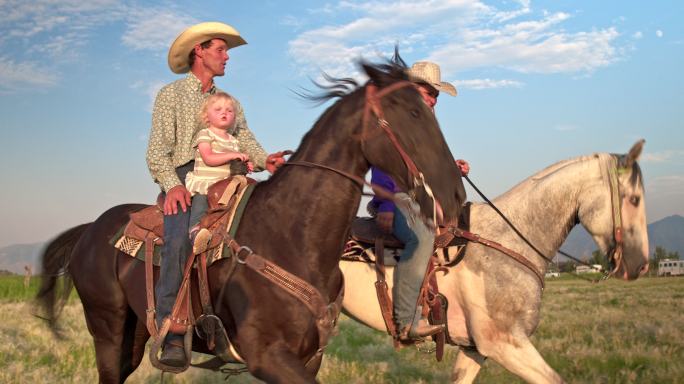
left=579, top=140, right=649, bottom=280
left=358, top=61, right=464, bottom=225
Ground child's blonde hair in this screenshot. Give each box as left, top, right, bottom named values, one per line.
left=199, top=92, right=237, bottom=130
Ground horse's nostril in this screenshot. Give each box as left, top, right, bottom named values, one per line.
left=639, top=263, right=649, bottom=276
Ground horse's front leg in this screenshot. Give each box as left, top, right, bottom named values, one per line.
left=451, top=347, right=486, bottom=383
left=472, top=325, right=564, bottom=384
left=241, top=340, right=318, bottom=384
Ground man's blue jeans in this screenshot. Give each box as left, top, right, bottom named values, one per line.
left=156, top=162, right=194, bottom=341
left=188, top=194, right=209, bottom=230
left=391, top=193, right=435, bottom=328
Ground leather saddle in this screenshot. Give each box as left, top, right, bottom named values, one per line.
left=121, top=176, right=255, bottom=251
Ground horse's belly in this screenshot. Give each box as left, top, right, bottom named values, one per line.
left=339, top=261, right=393, bottom=332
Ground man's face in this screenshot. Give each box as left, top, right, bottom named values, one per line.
left=414, top=83, right=439, bottom=110
left=198, top=38, right=229, bottom=77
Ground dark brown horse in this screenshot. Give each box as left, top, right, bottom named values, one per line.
left=37, top=60, right=464, bottom=383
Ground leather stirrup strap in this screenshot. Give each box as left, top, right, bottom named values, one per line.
left=424, top=259, right=447, bottom=361
left=167, top=250, right=198, bottom=334
left=197, top=251, right=216, bottom=350
left=145, top=236, right=160, bottom=338
left=373, top=236, right=397, bottom=337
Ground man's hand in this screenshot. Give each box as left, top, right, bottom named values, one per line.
left=266, top=150, right=291, bottom=174
left=164, top=185, right=192, bottom=215
left=456, top=159, right=470, bottom=177
left=376, top=211, right=394, bottom=234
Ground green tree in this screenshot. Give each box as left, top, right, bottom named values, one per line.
left=589, top=250, right=607, bottom=267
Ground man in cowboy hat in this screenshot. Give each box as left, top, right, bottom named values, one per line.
left=146, top=21, right=285, bottom=366
left=369, top=60, right=468, bottom=342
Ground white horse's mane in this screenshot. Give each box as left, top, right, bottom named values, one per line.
left=495, top=154, right=599, bottom=202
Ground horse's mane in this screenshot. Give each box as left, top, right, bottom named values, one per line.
left=616, top=153, right=644, bottom=190
left=498, top=153, right=643, bottom=202
left=299, top=50, right=410, bottom=105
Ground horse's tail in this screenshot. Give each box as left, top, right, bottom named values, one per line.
left=35, top=223, right=91, bottom=335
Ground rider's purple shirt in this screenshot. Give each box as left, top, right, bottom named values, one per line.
left=369, top=167, right=399, bottom=213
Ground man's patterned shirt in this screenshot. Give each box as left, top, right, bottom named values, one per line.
left=146, top=72, right=268, bottom=192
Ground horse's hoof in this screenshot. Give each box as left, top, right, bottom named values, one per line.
left=159, top=343, right=187, bottom=367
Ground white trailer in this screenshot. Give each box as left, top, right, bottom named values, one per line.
left=658, top=259, right=684, bottom=276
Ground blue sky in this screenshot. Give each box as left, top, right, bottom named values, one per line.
left=1, top=0, right=682, bottom=247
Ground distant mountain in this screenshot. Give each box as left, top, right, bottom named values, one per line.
left=0, top=242, right=45, bottom=275
left=647, top=215, right=684, bottom=257
left=560, top=215, right=684, bottom=260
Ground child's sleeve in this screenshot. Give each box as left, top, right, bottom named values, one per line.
left=193, top=129, right=213, bottom=148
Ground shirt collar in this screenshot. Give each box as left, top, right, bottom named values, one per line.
left=186, top=72, right=216, bottom=94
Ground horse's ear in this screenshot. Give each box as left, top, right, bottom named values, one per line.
left=362, top=62, right=384, bottom=85
left=624, top=139, right=645, bottom=168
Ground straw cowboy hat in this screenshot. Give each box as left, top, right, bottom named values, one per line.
left=407, top=61, right=457, bottom=96
left=167, top=22, right=247, bottom=74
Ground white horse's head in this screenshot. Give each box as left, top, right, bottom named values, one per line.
left=578, top=140, right=649, bottom=280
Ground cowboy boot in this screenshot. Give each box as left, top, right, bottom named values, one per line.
left=398, top=305, right=445, bottom=342
left=159, top=338, right=187, bottom=367
left=191, top=228, right=212, bottom=255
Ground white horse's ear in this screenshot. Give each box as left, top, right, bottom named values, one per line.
left=624, top=139, right=645, bottom=168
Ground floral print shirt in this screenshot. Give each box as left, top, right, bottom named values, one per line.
left=146, top=72, right=267, bottom=192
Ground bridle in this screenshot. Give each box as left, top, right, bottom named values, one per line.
left=600, top=153, right=625, bottom=276
left=286, top=80, right=440, bottom=225
left=362, top=81, right=440, bottom=224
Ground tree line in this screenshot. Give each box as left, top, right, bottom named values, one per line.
left=553, top=246, right=680, bottom=275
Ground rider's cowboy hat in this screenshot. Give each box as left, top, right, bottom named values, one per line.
left=407, top=61, right=457, bottom=96
left=168, top=22, right=247, bottom=74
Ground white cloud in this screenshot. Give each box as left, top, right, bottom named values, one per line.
left=430, top=16, right=620, bottom=74
left=121, top=9, right=198, bottom=51
left=656, top=30, right=663, bottom=38
left=641, top=150, right=684, bottom=163
left=552, top=124, right=579, bottom=132
left=0, top=1, right=191, bottom=90
left=130, top=79, right=167, bottom=112
left=646, top=175, right=684, bottom=196
left=0, top=57, right=59, bottom=91
left=288, top=0, right=623, bottom=80
left=633, top=31, right=643, bottom=39
left=455, top=78, right=523, bottom=90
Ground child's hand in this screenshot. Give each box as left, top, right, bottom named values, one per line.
left=235, top=152, right=249, bottom=162
left=246, top=161, right=254, bottom=173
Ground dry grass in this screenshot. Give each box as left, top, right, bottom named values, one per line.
left=1, top=276, right=682, bottom=383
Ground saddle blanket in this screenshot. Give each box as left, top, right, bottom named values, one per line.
left=341, top=238, right=465, bottom=267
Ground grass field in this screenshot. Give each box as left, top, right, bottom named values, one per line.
left=1, top=275, right=682, bottom=383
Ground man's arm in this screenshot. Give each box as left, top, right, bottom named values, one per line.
left=232, top=100, right=268, bottom=171
left=146, top=86, right=182, bottom=192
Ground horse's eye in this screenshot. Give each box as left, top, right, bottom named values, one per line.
left=410, top=109, right=420, bottom=118
left=629, top=195, right=640, bottom=206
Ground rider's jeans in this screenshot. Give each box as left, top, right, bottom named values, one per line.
left=156, top=161, right=194, bottom=342
left=391, top=193, right=435, bottom=328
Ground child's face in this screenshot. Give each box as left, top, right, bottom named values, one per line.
left=206, top=99, right=236, bottom=130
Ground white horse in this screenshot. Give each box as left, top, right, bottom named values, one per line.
left=340, top=141, right=649, bottom=383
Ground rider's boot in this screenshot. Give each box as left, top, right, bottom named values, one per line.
left=398, top=305, right=444, bottom=342
left=159, top=336, right=186, bottom=367
left=191, top=227, right=212, bottom=255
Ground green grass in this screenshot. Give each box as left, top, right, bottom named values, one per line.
left=1, top=276, right=682, bottom=383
